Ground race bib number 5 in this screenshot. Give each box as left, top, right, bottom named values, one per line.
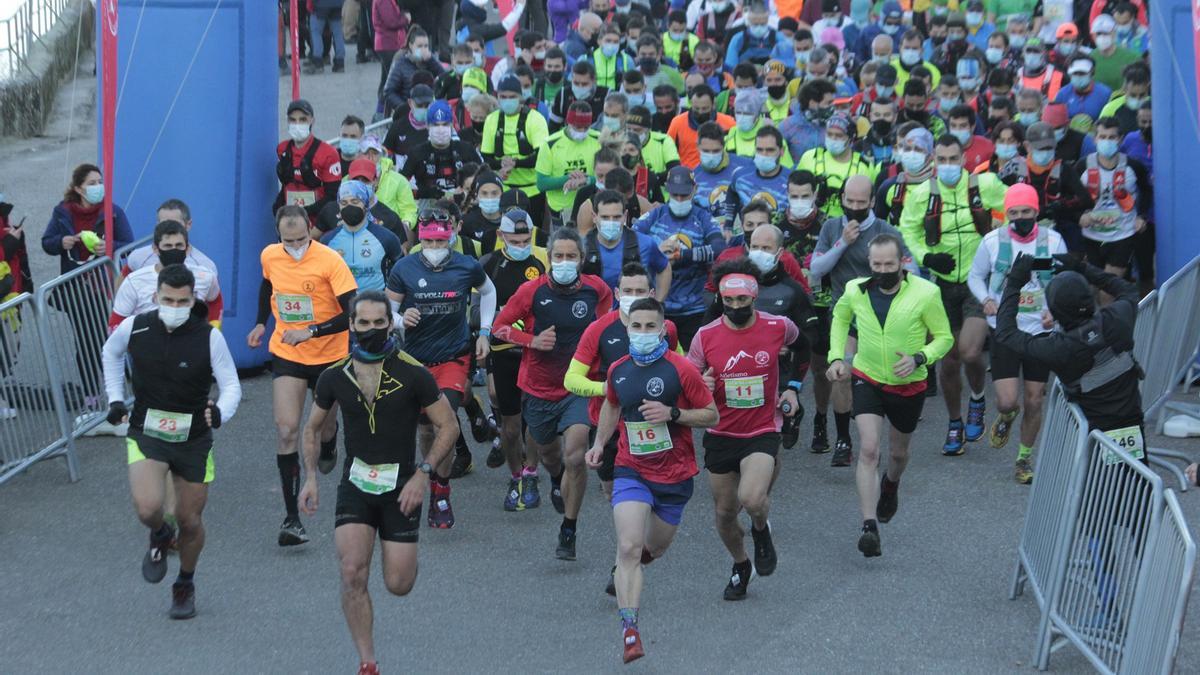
left=276, top=294, right=315, bottom=323
left=349, top=457, right=400, bottom=494
left=724, top=375, right=765, bottom=408
left=144, top=409, right=193, bottom=443
left=625, top=420, right=673, bottom=455
left=1102, top=426, right=1145, bottom=465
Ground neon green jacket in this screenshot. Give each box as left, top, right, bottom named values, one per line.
left=829, top=274, right=954, bottom=386
left=373, top=156, right=417, bottom=227
left=898, top=172, right=1008, bottom=284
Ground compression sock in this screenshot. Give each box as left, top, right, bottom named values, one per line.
left=863, top=519, right=879, bottom=533
left=176, top=569, right=194, bottom=585
left=619, top=607, right=639, bottom=630
left=834, top=411, right=852, bottom=440
left=640, top=550, right=655, bottom=565
left=455, top=434, right=470, bottom=457
left=561, top=517, right=577, bottom=533
left=1017, top=444, right=1033, bottom=461
left=277, top=454, right=301, bottom=518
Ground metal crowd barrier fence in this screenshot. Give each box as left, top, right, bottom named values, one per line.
left=0, top=292, right=78, bottom=486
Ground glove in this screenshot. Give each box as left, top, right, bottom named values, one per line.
left=206, top=402, right=223, bottom=430
left=1052, top=252, right=1085, bottom=274
left=1007, top=252, right=1035, bottom=285
left=923, top=252, right=957, bottom=275
left=106, top=402, right=128, bottom=426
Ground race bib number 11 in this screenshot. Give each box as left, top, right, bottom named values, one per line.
left=724, top=375, right=765, bottom=408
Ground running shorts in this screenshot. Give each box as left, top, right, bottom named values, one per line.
left=702, top=432, right=780, bottom=474
left=611, top=467, right=694, bottom=526
left=522, top=393, right=591, bottom=445
left=852, top=375, right=925, bottom=434
left=126, top=432, right=213, bottom=484
left=272, top=356, right=338, bottom=391
left=427, top=354, right=470, bottom=394
left=1083, top=236, right=1135, bottom=271
left=335, top=478, right=422, bottom=543
left=936, top=279, right=984, bottom=334
left=487, top=349, right=524, bottom=417
left=990, top=340, right=1051, bottom=383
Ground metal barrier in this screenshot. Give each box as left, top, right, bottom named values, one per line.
left=1011, top=382, right=1091, bottom=612
left=0, top=0, right=74, bottom=80
left=108, top=234, right=153, bottom=282
left=0, top=292, right=78, bottom=486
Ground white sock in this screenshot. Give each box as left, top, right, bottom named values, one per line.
left=970, top=388, right=986, bottom=401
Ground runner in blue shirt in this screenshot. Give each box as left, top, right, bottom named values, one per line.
left=581, top=190, right=671, bottom=302
left=732, top=126, right=792, bottom=223
left=692, top=122, right=751, bottom=236
left=321, top=181, right=405, bottom=292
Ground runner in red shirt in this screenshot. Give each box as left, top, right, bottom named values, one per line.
left=687, top=258, right=805, bottom=601
left=585, top=297, right=717, bottom=664
left=275, top=99, right=343, bottom=229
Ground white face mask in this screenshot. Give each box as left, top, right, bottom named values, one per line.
left=285, top=242, right=309, bottom=261
left=158, top=303, right=192, bottom=330
left=789, top=197, right=815, bottom=219
left=619, top=294, right=641, bottom=315
left=421, top=247, right=450, bottom=267
left=288, top=123, right=310, bottom=143
left=429, top=125, right=453, bottom=146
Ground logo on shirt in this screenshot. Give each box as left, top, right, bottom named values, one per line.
left=646, top=377, right=665, bottom=397
left=606, top=338, right=622, bottom=345
left=418, top=278, right=427, bottom=288
left=525, top=268, right=541, bottom=280
left=539, top=298, right=554, bottom=306
left=723, top=350, right=754, bottom=372
left=302, top=281, right=316, bottom=293
left=755, top=350, right=770, bottom=366
left=571, top=300, right=588, bottom=318
left=361, top=247, right=372, bottom=258
left=615, top=377, right=627, bottom=384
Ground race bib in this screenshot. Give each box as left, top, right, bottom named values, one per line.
left=286, top=190, right=316, bottom=207
left=144, top=409, right=192, bottom=443
left=724, top=375, right=765, bottom=409
left=276, top=294, right=315, bottom=323
left=349, top=457, right=400, bottom=494
left=1089, top=209, right=1123, bottom=234
left=1018, top=288, right=1044, bottom=314
left=1102, top=426, right=1145, bottom=465
left=625, top=420, right=673, bottom=455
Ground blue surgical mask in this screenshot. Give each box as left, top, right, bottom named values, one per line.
left=736, top=113, right=757, bottom=132
left=900, top=49, right=921, bottom=66
left=551, top=260, right=579, bottom=285
left=1096, top=139, right=1119, bottom=158
left=1031, top=148, right=1056, bottom=166
left=747, top=249, right=777, bottom=274
left=522, top=87, right=534, bottom=101
left=412, top=107, right=428, bottom=123
left=1071, top=74, right=1092, bottom=90
left=966, top=11, right=984, bottom=26
left=748, top=24, right=769, bottom=38
left=601, top=43, right=619, bottom=58
left=959, top=77, right=980, bottom=91
left=882, top=23, right=900, bottom=35
left=572, top=84, right=594, bottom=100
left=753, top=153, right=778, bottom=173
left=939, top=97, right=960, bottom=112
left=985, top=47, right=1003, bottom=64
left=875, top=84, right=895, bottom=98
left=668, top=199, right=693, bottom=217
left=937, top=164, right=962, bottom=185
left=669, top=30, right=687, bottom=43
left=628, top=330, right=664, bottom=355
left=506, top=243, right=532, bottom=261
left=598, top=219, right=623, bottom=241
left=1023, top=53, right=1044, bottom=69
left=900, top=150, right=926, bottom=174
left=602, top=116, right=622, bottom=131
left=499, top=98, right=520, bottom=116
left=624, top=91, right=646, bottom=108
left=824, top=137, right=847, bottom=155
left=950, top=129, right=971, bottom=146
left=1018, top=111, right=1040, bottom=127
left=699, top=150, right=723, bottom=170
left=453, top=64, right=470, bottom=75
left=478, top=197, right=501, bottom=214
left=84, top=183, right=105, bottom=204
left=995, top=143, right=1019, bottom=160
left=340, top=137, right=361, bottom=156
left=1125, top=96, right=1144, bottom=111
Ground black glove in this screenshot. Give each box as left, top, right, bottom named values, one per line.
left=1052, top=252, right=1085, bottom=274
left=923, top=252, right=957, bottom=275
left=106, top=402, right=128, bottom=426
left=206, top=402, right=222, bottom=429
left=1007, top=252, right=1035, bottom=285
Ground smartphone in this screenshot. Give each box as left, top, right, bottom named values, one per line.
left=1031, top=257, right=1054, bottom=271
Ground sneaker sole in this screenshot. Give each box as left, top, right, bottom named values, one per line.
left=810, top=445, right=831, bottom=454
left=858, top=532, right=882, bottom=557
left=142, top=550, right=168, bottom=584
left=942, top=447, right=965, bottom=456
left=169, top=606, right=196, bottom=620
left=317, top=457, right=337, bottom=475
left=831, top=455, right=853, bottom=467
left=278, top=532, right=309, bottom=547
left=965, top=430, right=984, bottom=442
left=556, top=547, right=576, bottom=561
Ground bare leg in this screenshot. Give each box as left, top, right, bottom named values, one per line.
left=613, top=501, right=651, bottom=611
left=709, top=471, right=746, bottom=562
left=854, top=413, right=884, bottom=520
left=561, top=424, right=590, bottom=520
left=1020, top=380, right=1047, bottom=449
left=958, top=317, right=989, bottom=397
left=940, top=337, right=964, bottom=419
left=885, top=425, right=913, bottom=482
left=129, top=458, right=170, bottom=530
left=172, top=477, right=209, bottom=573
left=737, top=453, right=776, bottom=530
left=811, top=351, right=831, bottom=415
left=336, top=523, right=377, bottom=665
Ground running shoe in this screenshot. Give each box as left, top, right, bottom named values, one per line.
left=503, top=478, right=521, bottom=512
left=723, top=564, right=752, bottom=601
left=830, top=438, right=853, bottom=467
left=317, top=425, right=339, bottom=474
left=449, top=451, right=474, bottom=479
left=142, top=528, right=174, bottom=583
left=943, top=420, right=966, bottom=456
left=605, top=565, right=616, bottom=596
left=169, top=582, right=196, bottom=620
left=485, top=437, right=504, bottom=468
left=750, top=523, right=777, bottom=576
left=965, top=397, right=986, bottom=441
left=989, top=412, right=1016, bottom=449
left=556, top=527, right=576, bottom=561
left=358, top=663, right=380, bottom=675
left=780, top=407, right=803, bottom=449
left=877, top=477, right=899, bottom=524
left=278, top=517, right=309, bottom=546
left=622, top=627, right=645, bottom=664
left=810, top=415, right=830, bottom=453
left=550, top=476, right=565, bottom=514
left=858, top=526, right=882, bottom=558
left=465, top=394, right=492, bottom=443
left=520, top=474, right=541, bottom=510
left=1014, top=458, right=1034, bottom=485
left=428, top=484, right=455, bottom=529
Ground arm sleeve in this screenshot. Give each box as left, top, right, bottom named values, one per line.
left=310, top=290, right=355, bottom=337
left=920, top=289, right=955, bottom=363
left=256, top=278, right=273, bottom=325
left=1081, top=263, right=1138, bottom=337
left=827, top=292, right=853, bottom=363
left=209, top=330, right=243, bottom=424
left=783, top=315, right=811, bottom=380
left=102, top=317, right=134, bottom=404
left=967, top=240, right=992, bottom=303
left=491, top=282, right=536, bottom=347
left=564, top=358, right=605, bottom=397
left=476, top=275, right=498, bottom=331
left=809, top=234, right=849, bottom=279
left=680, top=222, right=725, bottom=264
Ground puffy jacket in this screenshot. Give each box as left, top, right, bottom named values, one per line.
left=42, top=201, right=134, bottom=275
left=372, top=0, right=409, bottom=52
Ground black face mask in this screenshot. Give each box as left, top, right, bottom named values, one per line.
left=723, top=304, right=754, bottom=326
left=843, top=206, right=871, bottom=223
left=341, top=205, right=366, bottom=227
left=638, top=57, right=659, bottom=75
left=622, top=154, right=641, bottom=170
left=1140, top=126, right=1152, bottom=142
left=904, top=108, right=928, bottom=124
left=872, top=270, right=901, bottom=288
left=689, top=109, right=710, bottom=125
left=767, top=83, right=788, bottom=100
left=871, top=119, right=893, bottom=139
left=354, top=327, right=391, bottom=354
left=545, top=70, right=564, bottom=84
left=1010, top=217, right=1036, bottom=237
left=159, top=249, right=187, bottom=267
left=931, top=35, right=947, bottom=47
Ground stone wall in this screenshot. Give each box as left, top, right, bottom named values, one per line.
left=0, top=0, right=94, bottom=138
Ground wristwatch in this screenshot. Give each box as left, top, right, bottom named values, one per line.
left=417, top=462, right=433, bottom=475
left=913, top=352, right=927, bottom=367
left=307, top=324, right=318, bottom=338
left=669, top=406, right=681, bottom=422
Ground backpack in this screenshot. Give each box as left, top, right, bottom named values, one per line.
left=922, top=173, right=992, bottom=246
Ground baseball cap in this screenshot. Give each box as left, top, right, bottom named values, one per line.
left=1025, top=122, right=1056, bottom=150
left=1091, top=13, right=1116, bottom=34
left=360, top=135, right=384, bottom=154
left=718, top=273, right=759, bottom=299
left=1067, top=58, right=1093, bottom=76
left=347, top=158, right=378, bottom=181
left=500, top=188, right=532, bottom=212
left=417, top=221, right=453, bottom=240
left=410, top=84, right=435, bottom=105
left=499, top=209, right=532, bottom=233
left=497, top=74, right=522, bottom=95
left=966, top=0, right=984, bottom=10
left=626, top=106, right=651, bottom=129
left=875, top=64, right=898, bottom=87
left=427, top=100, right=453, bottom=124
left=665, top=166, right=696, bottom=196
left=462, top=67, right=489, bottom=95
left=882, top=1, right=902, bottom=20
left=1023, top=38, right=1045, bottom=53
left=1043, top=103, right=1069, bottom=128
left=286, top=99, right=314, bottom=117
left=1056, top=22, right=1079, bottom=40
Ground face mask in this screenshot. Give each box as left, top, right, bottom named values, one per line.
left=412, top=107, right=428, bottom=123
left=940, top=97, right=960, bottom=112
left=669, top=30, right=687, bottom=43
left=767, top=84, right=788, bottom=100
left=995, top=143, right=1019, bottom=160
left=1097, top=139, right=1119, bottom=158
left=871, top=119, right=893, bottom=138
left=1071, top=75, right=1092, bottom=90
left=478, top=197, right=500, bottom=214
left=602, top=116, right=622, bottom=132
left=1056, top=43, right=1077, bottom=57
left=872, top=270, right=901, bottom=288
left=961, top=77, right=981, bottom=91
left=567, top=127, right=590, bottom=142
left=84, top=183, right=105, bottom=205
left=950, top=129, right=971, bottom=146
left=535, top=50, right=547, bottom=60
left=1018, top=111, right=1040, bottom=127
left=876, top=84, right=896, bottom=99
left=905, top=108, right=929, bottom=124
left=1140, top=126, right=1152, bottom=142
left=690, top=110, right=711, bottom=125
left=619, top=294, right=640, bottom=315
left=1010, top=217, right=1036, bottom=237
left=898, top=150, right=925, bottom=174
left=1010, top=35, right=1027, bottom=49
left=413, top=47, right=430, bottom=61
left=621, top=154, right=640, bottom=170
left=598, top=220, right=623, bottom=241
left=462, top=87, right=481, bottom=105
left=901, top=49, right=921, bottom=66
left=824, top=137, right=847, bottom=156
left=354, top=327, right=391, bottom=355
left=736, top=113, right=757, bottom=132
left=285, top=242, right=309, bottom=261
left=937, top=163, right=962, bottom=185
left=506, top=243, right=531, bottom=260
left=546, top=70, right=564, bottom=84
left=159, top=303, right=192, bottom=330
left=1053, top=128, right=1066, bottom=143
left=966, top=12, right=983, bottom=26
left=699, top=150, right=723, bottom=170
left=288, top=123, right=310, bottom=143
left=747, top=249, right=778, bottom=274
left=551, top=260, right=579, bottom=285
left=697, top=61, right=716, bottom=75
left=668, top=199, right=693, bottom=217
left=748, top=24, right=769, bottom=39
left=499, top=98, right=521, bottom=116
left=931, top=35, right=947, bottom=46
left=638, top=57, right=659, bottom=75
left=723, top=304, right=754, bottom=326
left=753, top=153, right=778, bottom=173
left=1031, top=148, right=1056, bottom=166
left=882, top=23, right=900, bottom=35
left=985, top=47, right=1003, bottom=64
left=795, top=49, right=811, bottom=65
left=1117, top=23, right=1133, bottom=36
left=340, top=137, right=361, bottom=157
left=421, top=247, right=450, bottom=267
left=572, top=84, right=593, bottom=100
left=843, top=206, right=870, bottom=223
left=789, top=197, right=815, bottom=219
left=711, top=0, right=730, bottom=10
left=628, top=330, right=663, bottom=355
left=601, top=43, right=619, bottom=58
left=1024, top=53, right=1044, bottom=69
left=341, top=204, right=366, bottom=227
left=453, top=64, right=470, bottom=76
left=1124, top=96, right=1144, bottom=111
left=948, top=33, right=966, bottom=44
left=429, top=125, right=452, bottom=146
left=624, top=91, right=646, bottom=108
left=1095, top=35, right=1114, bottom=50
left=473, top=52, right=485, bottom=66
left=159, top=249, right=187, bottom=267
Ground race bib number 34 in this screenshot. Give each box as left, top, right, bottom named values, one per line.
left=276, top=294, right=315, bottom=323
left=724, top=375, right=765, bottom=408
left=349, top=457, right=400, bottom=494
left=144, top=409, right=192, bottom=443
left=625, top=420, right=673, bottom=455
left=1102, top=426, right=1145, bottom=465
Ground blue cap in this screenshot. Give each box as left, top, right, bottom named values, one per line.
left=498, top=74, right=522, bottom=94
left=882, top=1, right=902, bottom=19
left=427, top=100, right=453, bottom=125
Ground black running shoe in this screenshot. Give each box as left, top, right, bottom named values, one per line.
left=465, top=394, right=492, bottom=443
left=485, top=437, right=504, bottom=468
left=550, top=477, right=565, bottom=514
left=831, top=438, right=853, bottom=467
left=317, top=425, right=338, bottom=474
left=556, top=527, right=577, bottom=561
left=858, top=527, right=882, bottom=558
left=605, top=565, right=616, bottom=597
left=169, top=582, right=196, bottom=620
left=723, top=564, right=752, bottom=601
left=449, top=451, right=474, bottom=479
left=877, top=477, right=899, bottom=524
left=750, top=523, right=777, bottom=576
left=142, top=530, right=173, bottom=583
left=781, top=408, right=802, bottom=449
left=810, top=415, right=830, bottom=453
left=278, top=517, right=309, bottom=547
